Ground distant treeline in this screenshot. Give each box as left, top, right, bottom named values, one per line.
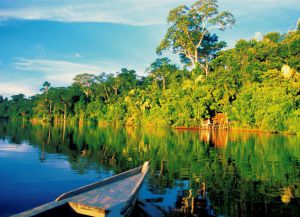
left=0, top=1, right=299, bottom=134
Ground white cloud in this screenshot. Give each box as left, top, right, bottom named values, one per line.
left=0, top=143, right=31, bottom=153
left=0, top=82, right=37, bottom=98
left=13, top=58, right=103, bottom=85
left=0, top=0, right=192, bottom=25
left=0, top=0, right=298, bottom=26
left=12, top=57, right=147, bottom=85
left=1, top=58, right=108, bottom=97
left=1, top=57, right=148, bottom=97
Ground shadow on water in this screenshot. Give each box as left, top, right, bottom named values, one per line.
left=0, top=121, right=299, bottom=217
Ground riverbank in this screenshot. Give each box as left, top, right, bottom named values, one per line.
left=173, top=125, right=299, bottom=135
left=4, top=117, right=299, bottom=136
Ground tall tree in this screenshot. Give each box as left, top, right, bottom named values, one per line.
left=115, top=68, right=138, bottom=94
left=40, top=81, right=52, bottom=114
left=73, top=73, right=96, bottom=99
left=40, top=81, right=51, bottom=95
left=95, top=73, right=113, bottom=101
left=147, top=58, right=178, bottom=91
left=157, top=0, right=235, bottom=75
left=49, top=87, right=81, bottom=125
left=11, top=94, right=25, bottom=101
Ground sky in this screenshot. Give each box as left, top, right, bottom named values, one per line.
left=0, top=0, right=299, bottom=98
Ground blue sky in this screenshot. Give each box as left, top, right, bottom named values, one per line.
left=0, top=0, right=299, bottom=97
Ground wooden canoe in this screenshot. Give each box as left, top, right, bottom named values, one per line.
left=13, top=161, right=150, bottom=217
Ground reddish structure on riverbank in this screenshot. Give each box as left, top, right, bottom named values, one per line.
left=175, top=113, right=230, bottom=130
left=202, top=113, right=229, bottom=129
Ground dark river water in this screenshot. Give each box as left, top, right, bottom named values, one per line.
left=0, top=121, right=299, bottom=217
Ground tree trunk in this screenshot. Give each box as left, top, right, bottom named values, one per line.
left=194, top=49, right=198, bottom=68
left=191, top=60, right=196, bottom=69
left=63, top=102, right=67, bottom=126
left=79, top=112, right=84, bottom=127
left=49, top=101, right=52, bottom=114
left=62, top=122, right=66, bottom=143
left=204, top=62, right=209, bottom=76
left=47, top=129, right=51, bottom=144
left=162, top=77, right=166, bottom=91
left=104, top=87, right=110, bottom=100
left=113, top=87, right=118, bottom=95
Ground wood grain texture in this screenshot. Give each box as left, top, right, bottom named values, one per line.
left=12, top=161, right=150, bottom=217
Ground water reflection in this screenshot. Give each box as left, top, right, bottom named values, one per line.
left=0, top=120, right=299, bottom=217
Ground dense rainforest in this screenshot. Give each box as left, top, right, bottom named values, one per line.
left=0, top=0, right=299, bottom=134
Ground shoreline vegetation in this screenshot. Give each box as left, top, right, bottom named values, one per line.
left=7, top=117, right=299, bottom=136
left=0, top=0, right=299, bottom=135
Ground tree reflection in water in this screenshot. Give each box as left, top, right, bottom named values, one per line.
left=170, top=182, right=217, bottom=217
left=0, top=120, right=299, bottom=217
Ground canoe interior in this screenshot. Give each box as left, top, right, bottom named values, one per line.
left=56, top=163, right=145, bottom=201
left=13, top=161, right=150, bottom=217
left=60, top=173, right=143, bottom=216
left=31, top=203, right=90, bottom=217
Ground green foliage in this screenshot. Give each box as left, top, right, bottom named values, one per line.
left=210, top=26, right=300, bottom=133
left=146, top=58, right=178, bottom=91
left=0, top=94, right=34, bottom=120
left=0, top=2, right=299, bottom=134
left=157, top=0, right=235, bottom=73
left=229, top=81, right=299, bottom=132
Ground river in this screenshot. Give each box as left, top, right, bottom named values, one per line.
left=0, top=121, right=299, bottom=217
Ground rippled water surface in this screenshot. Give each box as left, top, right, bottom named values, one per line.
left=0, top=121, right=299, bottom=217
